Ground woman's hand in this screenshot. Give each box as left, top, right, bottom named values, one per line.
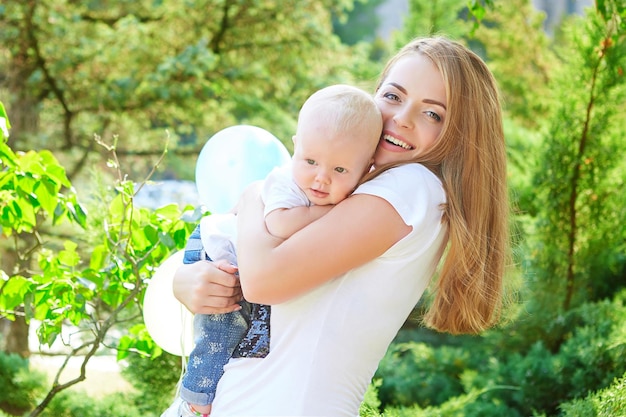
left=173, top=259, right=243, bottom=315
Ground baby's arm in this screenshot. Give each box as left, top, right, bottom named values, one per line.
left=265, top=205, right=334, bottom=239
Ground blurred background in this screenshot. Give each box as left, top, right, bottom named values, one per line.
left=1, top=1, right=624, bottom=416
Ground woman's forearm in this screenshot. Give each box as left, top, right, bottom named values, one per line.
left=236, top=184, right=409, bottom=304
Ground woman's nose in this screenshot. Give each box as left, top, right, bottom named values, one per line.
left=393, top=107, right=414, bottom=129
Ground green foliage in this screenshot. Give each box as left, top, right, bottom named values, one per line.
left=526, top=2, right=626, bottom=330
left=40, top=390, right=147, bottom=417
left=121, top=351, right=182, bottom=414
left=0, top=1, right=366, bottom=181
left=0, top=352, right=47, bottom=416
left=396, top=0, right=471, bottom=45
left=0, top=139, right=86, bottom=240
left=333, top=0, right=385, bottom=45
left=560, top=372, right=626, bottom=417
left=472, top=0, right=555, bottom=128
left=372, top=291, right=626, bottom=416
left=0, top=102, right=9, bottom=139
left=1, top=1, right=626, bottom=416
left=359, top=378, right=382, bottom=416
left=476, top=293, right=626, bottom=415
left=375, top=342, right=471, bottom=408
left=1, top=125, right=195, bottom=415
left=381, top=387, right=521, bottom=417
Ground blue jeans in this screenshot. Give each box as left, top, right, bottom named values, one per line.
left=179, top=225, right=250, bottom=406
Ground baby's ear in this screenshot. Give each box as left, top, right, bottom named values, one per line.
left=291, top=135, right=297, bottom=146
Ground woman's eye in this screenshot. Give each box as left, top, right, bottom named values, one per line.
left=425, top=110, right=441, bottom=122
left=335, top=167, right=346, bottom=173
left=383, top=92, right=400, bottom=102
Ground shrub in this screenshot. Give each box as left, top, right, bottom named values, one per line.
left=478, top=291, right=626, bottom=415
left=375, top=342, right=471, bottom=408
left=560, top=372, right=626, bottom=417
left=40, top=390, right=146, bottom=417
left=121, top=350, right=182, bottom=414
left=0, top=352, right=47, bottom=416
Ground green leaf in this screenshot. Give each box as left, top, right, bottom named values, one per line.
left=39, top=150, right=71, bottom=188
left=33, top=177, right=57, bottom=214
left=89, top=245, right=107, bottom=270
left=15, top=199, right=36, bottom=229
left=0, top=275, right=32, bottom=311
left=64, top=198, right=88, bottom=228
left=59, top=241, right=80, bottom=267
left=0, top=140, right=16, bottom=168
left=0, top=101, right=10, bottom=139
left=154, top=203, right=181, bottom=221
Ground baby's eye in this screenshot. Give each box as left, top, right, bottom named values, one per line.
left=425, top=110, right=441, bottom=122
left=335, top=167, right=347, bottom=173
left=306, top=159, right=316, bottom=165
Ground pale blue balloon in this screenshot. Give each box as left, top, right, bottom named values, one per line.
left=195, top=125, right=291, bottom=213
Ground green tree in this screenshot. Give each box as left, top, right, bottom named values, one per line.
left=0, top=0, right=367, bottom=360
left=1, top=110, right=194, bottom=415
left=393, top=0, right=472, bottom=47
left=0, top=0, right=361, bottom=181
left=524, top=1, right=626, bottom=347
left=472, top=0, right=556, bottom=128
left=459, top=0, right=626, bottom=350
left=333, top=0, right=385, bottom=45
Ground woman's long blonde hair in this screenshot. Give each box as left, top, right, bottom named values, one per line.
left=373, top=37, right=510, bottom=334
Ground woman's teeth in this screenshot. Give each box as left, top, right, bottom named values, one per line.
left=383, top=134, right=413, bottom=150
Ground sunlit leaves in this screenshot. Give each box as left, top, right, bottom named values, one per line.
left=117, top=324, right=162, bottom=360
left=0, top=276, right=32, bottom=318
left=467, top=0, right=495, bottom=34
left=1, top=131, right=193, bottom=361
left=527, top=2, right=626, bottom=319
left=3, top=1, right=361, bottom=182
left=0, top=140, right=87, bottom=234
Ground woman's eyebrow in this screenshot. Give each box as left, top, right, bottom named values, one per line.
left=423, top=99, right=447, bottom=111
left=387, top=82, right=407, bottom=94
left=386, top=82, right=447, bottom=111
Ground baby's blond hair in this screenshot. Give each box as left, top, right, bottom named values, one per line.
left=296, top=84, right=382, bottom=148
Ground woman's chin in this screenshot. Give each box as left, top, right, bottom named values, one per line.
left=374, top=149, right=411, bottom=167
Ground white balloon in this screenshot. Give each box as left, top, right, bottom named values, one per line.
left=195, top=125, right=291, bottom=213
left=143, top=250, right=194, bottom=356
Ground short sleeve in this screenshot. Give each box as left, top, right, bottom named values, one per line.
left=261, top=165, right=311, bottom=217
left=353, top=164, right=446, bottom=229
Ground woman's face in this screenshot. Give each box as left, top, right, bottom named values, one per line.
left=373, top=54, right=447, bottom=166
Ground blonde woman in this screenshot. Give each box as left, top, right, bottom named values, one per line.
left=172, top=37, right=510, bottom=417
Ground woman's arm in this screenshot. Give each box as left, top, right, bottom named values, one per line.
left=236, top=182, right=411, bottom=304
left=173, top=259, right=243, bottom=314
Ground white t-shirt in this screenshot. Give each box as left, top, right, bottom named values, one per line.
left=210, top=163, right=448, bottom=417
left=262, top=164, right=310, bottom=216
left=200, top=164, right=307, bottom=262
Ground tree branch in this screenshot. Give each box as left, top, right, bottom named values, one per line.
left=25, top=2, right=74, bottom=149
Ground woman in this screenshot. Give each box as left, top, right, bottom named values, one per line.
left=172, top=37, right=509, bottom=416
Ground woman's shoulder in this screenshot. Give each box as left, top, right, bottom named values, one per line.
left=354, top=163, right=446, bottom=225
left=359, top=163, right=443, bottom=195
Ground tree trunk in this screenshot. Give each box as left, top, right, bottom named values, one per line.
left=5, top=314, right=30, bottom=358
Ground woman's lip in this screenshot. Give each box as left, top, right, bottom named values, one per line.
left=379, top=137, right=412, bottom=153
left=382, top=132, right=414, bottom=150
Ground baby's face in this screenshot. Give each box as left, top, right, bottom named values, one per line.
left=291, top=123, right=374, bottom=205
